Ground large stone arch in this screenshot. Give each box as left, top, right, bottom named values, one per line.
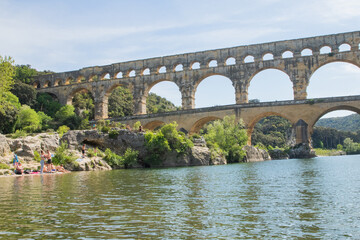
left=143, top=120, right=165, bottom=131
left=66, top=87, right=94, bottom=105
left=307, top=105, right=360, bottom=134
left=193, top=73, right=235, bottom=108
left=247, top=67, right=293, bottom=101
left=189, top=116, right=222, bottom=135
left=246, top=111, right=294, bottom=145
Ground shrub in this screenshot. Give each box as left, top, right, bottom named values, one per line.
left=109, top=129, right=119, bottom=139
left=33, top=150, right=41, bottom=162
left=11, top=129, right=27, bottom=138
left=0, top=163, right=10, bottom=169
left=122, top=148, right=139, bottom=168
left=133, top=121, right=141, bottom=131
left=52, top=142, right=77, bottom=165
left=104, top=148, right=122, bottom=167
left=101, top=126, right=110, bottom=133
left=57, top=125, right=70, bottom=138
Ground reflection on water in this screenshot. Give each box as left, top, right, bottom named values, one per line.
left=1, top=155, right=360, bottom=239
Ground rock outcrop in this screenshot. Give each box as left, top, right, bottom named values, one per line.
left=288, top=143, right=316, bottom=159
left=0, top=134, right=11, bottom=157
left=268, top=149, right=289, bottom=160
left=242, top=145, right=271, bottom=162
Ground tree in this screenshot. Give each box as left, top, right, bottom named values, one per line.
left=146, top=93, right=180, bottom=114
left=72, top=91, right=94, bottom=120
left=11, top=80, right=37, bottom=106
left=203, top=115, right=248, bottom=163
left=0, top=92, right=21, bottom=134
left=108, top=86, right=134, bottom=117
left=33, top=93, right=62, bottom=118
left=55, top=105, right=76, bottom=123
left=0, top=56, right=15, bottom=112
left=14, top=65, right=38, bottom=84
left=15, top=105, right=41, bottom=132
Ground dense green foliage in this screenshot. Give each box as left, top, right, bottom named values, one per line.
left=15, top=105, right=42, bottom=132
left=33, top=93, right=62, bottom=118
left=104, top=148, right=139, bottom=168
left=144, top=122, right=193, bottom=166
left=108, top=86, right=134, bottom=118
left=146, top=93, right=180, bottom=114
left=316, top=114, right=360, bottom=132
left=11, top=80, right=37, bottom=106
left=0, top=92, right=21, bottom=133
left=52, top=142, right=78, bottom=166
left=14, top=65, right=38, bottom=84
left=251, top=116, right=292, bottom=148
left=72, top=91, right=94, bottom=120
left=57, top=125, right=70, bottom=137
left=312, top=126, right=360, bottom=149
left=343, top=138, right=360, bottom=154
left=202, top=115, right=248, bottom=163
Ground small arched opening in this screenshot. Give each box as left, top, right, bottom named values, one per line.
left=263, top=53, right=274, bottom=61
left=301, top=48, right=313, bottom=56
left=282, top=51, right=294, bottom=58
left=244, top=55, right=255, bottom=63
left=225, top=57, right=236, bottom=65
left=191, top=62, right=200, bottom=70
left=208, top=60, right=217, bottom=68
left=174, top=64, right=183, bottom=72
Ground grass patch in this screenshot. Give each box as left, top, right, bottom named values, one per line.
left=314, top=148, right=344, bottom=156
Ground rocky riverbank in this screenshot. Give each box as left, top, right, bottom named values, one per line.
left=0, top=130, right=317, bottom=176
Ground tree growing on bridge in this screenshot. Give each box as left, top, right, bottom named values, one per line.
left=202, top=115, right=248, bottom=163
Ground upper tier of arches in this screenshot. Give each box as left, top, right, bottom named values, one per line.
left=33, top=31, right=360, bottom=89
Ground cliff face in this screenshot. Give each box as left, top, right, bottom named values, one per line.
left=242, top=145, right=271, bottom=162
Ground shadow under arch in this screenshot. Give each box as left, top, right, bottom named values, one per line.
left=247, top=111, right=294, bottom=145
left=143, top=120, right=165, bottom=131
left=189, top=116, right=222, bottom=135
left=66, top=87, right=93, bottom=105
left=309, top=105, right=360, bottom=132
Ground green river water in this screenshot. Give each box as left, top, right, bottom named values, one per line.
left=0, top=155, right=360, bottom=239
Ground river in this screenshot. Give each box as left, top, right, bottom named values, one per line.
left=1, top=155, right=360, bottom=239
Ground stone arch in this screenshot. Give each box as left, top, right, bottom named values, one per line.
left=33, top=81, right=41, bottom=89
left=128, top=70, right=136, bottom=77
left=194, top=73, right=235, bottom=108
left=66, top=87, right=94, bottom=105
left=142, top=68, right=150, bottom=75
left=174, top=63, right=183, bottom=72
left=54, top=78, right=62, bottom=86
left=101, top=73, right=111, bottom=80
left=77, top=75, right=85, bottom=83
left=320, top=45, right=332, bottom=54
left=43, top=80, right=51, bottom=88
left=191, top=61, right=200, bottom=70
left=225, top=57, right=236, bottom=65
left=65, top=77, right=73, bottom=85
left=189, top=116, right=221, bottom=134
left=282, top=50, right=294, bottom=58
left=301, top=48, right=313, bottom=56
left=246, top=112, right=294, bottom=145
left=244, top=55, right=255, bottom=63
left=144, top=120, right=165, bottom=131
left=208, top=59, right=217, bottom=67
left=262, top=52, right=274, bottom=61
left=307, top=61, right=360, bottom=99
left=308, top=105, right=360, bottom=131
left=338, top=43, right=351, bottom=52
left=158, top=66, right=166, bottom=74
left=116, top=72, right=123, bottom=78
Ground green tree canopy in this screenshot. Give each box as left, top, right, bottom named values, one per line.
left=108, top=86, right=134, bottom=118
left=14, top=64, right=38, bottom=84
left=0, top=92, right=21, bottom=134
left=15, top=105, right=41, bottom=132
left=0, top=56, right=15, bottom=111
left=146, top=93, right=180, bottom=114
left=72, top=91, right=94, bottom=120
left=203, top=115, right=248, bottom=163
left=11, top=80, right=37, bottom=106
left=33, top=93, right=62, bottom=118
left=55, top=105, right=76, bottom=123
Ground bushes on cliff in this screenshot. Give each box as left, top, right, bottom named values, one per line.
left=202, top=115, right=248, bottom=163
left=104, top=148, right=139, bottom=168
left=52, top=142, right=77, bottom=166
left=144, top=122, right=193, bottom=166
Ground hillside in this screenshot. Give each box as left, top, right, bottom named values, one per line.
left=315, top=114, right=360, bottom=132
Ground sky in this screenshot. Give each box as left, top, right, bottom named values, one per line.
left=0, top=0, right=360, bottom=118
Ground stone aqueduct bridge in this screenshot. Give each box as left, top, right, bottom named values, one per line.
left=34, top=31, right=360, bottom=143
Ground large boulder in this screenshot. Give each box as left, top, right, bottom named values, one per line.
left=242, top=145, right=271, bottom=162
left=6, top=133, right=60, bottom=161
left=0, top=134, right=11, bottom=157
left=289, top=143, right=316, bottom=159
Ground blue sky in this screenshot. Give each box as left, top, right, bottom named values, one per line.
left=0, top=0, right=359, bottom=118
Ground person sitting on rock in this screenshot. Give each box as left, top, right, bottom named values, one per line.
left=15, top=163, right=23, bottom=175
left=56, top=164, right=69, bottom=173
